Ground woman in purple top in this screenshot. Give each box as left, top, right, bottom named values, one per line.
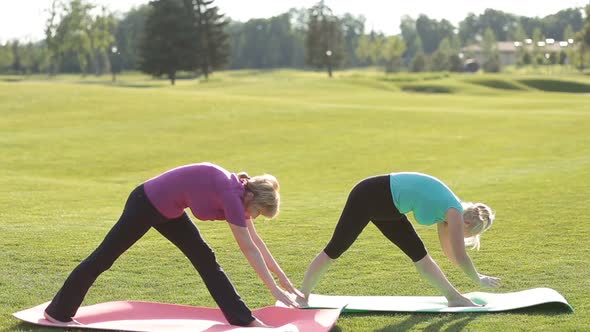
left=44, top=162, right=302, bottom=327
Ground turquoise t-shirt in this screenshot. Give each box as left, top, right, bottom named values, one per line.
left=389, top=172, right=463, bottom=226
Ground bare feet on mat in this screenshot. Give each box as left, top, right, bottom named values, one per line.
left=43, top=311, right=81, bottom=325
left=247, top=317, right=273, bottom=328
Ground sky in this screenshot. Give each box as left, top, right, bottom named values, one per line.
left=0, top=0, right=588, bottom=43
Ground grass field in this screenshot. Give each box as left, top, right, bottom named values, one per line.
left=1, top=69, right=589, bottom=331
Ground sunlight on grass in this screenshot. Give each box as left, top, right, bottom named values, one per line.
left=1, top=70, right=589, bottom=331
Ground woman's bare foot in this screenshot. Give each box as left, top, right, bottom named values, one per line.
left=247, top=317, right=272, bottom=328
left=43, top=311, right=81, bottom=325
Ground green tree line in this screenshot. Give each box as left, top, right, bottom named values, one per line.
left=1, top=0, right=589, bottom=79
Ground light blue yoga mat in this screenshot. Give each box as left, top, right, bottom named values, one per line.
left=302, top=288, right=572, bottom=313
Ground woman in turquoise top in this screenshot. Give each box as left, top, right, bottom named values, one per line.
left=300, top=172, right=500, bottom=307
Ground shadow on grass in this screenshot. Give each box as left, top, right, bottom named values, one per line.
left=330, top=304, right=572, bottom=332
left=400, top=84, right=455, bottom=94
left=333, top=312, right=476, bottom=332
left=12, top=320, right=111, bottom=332
left=517, top=79, right=590, bottom=93
left=507, top=302, right=574, bottom=314
left=379, top=73, right=450, bottom=83
left=466, top=79, right=526, bottom=90
left=74, top=80, right=165, bottom=89
left=0, top=77, right=24, bottom=82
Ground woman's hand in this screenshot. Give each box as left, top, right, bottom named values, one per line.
left=478, top=273, right=501, bottom=288
left=295, top=295, right=309, bottom=307
left=447, top=294, right=482, bottom=307
left=271, top=286, right=300, bottom=308
left=278, top=274, right=305, bottom=299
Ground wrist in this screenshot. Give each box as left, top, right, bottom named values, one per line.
left=444, top=289, right=466, bottom=303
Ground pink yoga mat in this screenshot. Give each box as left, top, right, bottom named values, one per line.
left=13, top=301, right=341, bottom=332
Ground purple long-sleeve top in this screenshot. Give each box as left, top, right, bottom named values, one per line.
left=143, top=163, right=247, bottom=227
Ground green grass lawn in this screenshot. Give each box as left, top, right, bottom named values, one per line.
left=1, top=70, right=589, bottom=331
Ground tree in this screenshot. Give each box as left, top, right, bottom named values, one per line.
left=411, top=52, right=427, bottom=72
left=355, top=33, right=374, bottom=66
left=228, top=13, right=304, bottom=69
left=478, top=9, right=516, bottom=41
left=531, top=27, right=544, bottom=65
left=21, top=42, right=48, bottom=74
left=340, top=13, right=365, bottom=67
left=448, top=54, right=463, bottom=72
left=541, top=8, right=584, bottom=40
left=400, top=16, right=421, bottom=64
left=458, top=13, right=479, bottom=45
left=380, top=36, right=406, bottom=73
left=430, top=37, right=452, bottom=71
left=415, top=14, right=455, bottom=54
left=575, top=3, right=590, bottom=71
left=55, top=0, right=94, bottom=75
left=306, top=1, right=344, bottom=77
left=356, top=31, right=397, bottom=70
left=186, top=0, right=229, bottom=79
left=11, top=41, right=23, bottom=74
left=86, top=6, right=116, bottom=76
left=458, top=8, right=582, bottom=46
left=139, top=0, right=198, bottom=85
left=44, top=0, right=61, bottom=75
left=512, top=23, right=528, bottom=66
left=115, top=5, right=150, bottom=71
left=482, top=28, right=501, bottom=72
left=0, top=42, right=14, bottom=73
left=563, top=24, right=575, bottom=66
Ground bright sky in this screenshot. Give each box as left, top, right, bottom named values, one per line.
left=1, top=0, right=587, bottom=42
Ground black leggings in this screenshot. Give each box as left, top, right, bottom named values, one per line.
left=324, top=175, right=427, bottom=262
left=45, top=184, right=254, bottom=326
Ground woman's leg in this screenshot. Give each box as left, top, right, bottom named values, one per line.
left=322, top=177, right=375, bottom=259
left=45, top=185, right=158, bottom=322
left=303, top=176, right=382, bottom=296
left=372, top=216, right=427, bottom=262
left=153, top=215, right=254, bottom=326
left=367, top=174, right=428, bottom=262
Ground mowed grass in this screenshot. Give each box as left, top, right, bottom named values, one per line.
left=1, top=70, right=589, bottom=331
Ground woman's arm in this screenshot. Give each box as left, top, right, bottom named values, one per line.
left=444, top=208, right=501, bottom=288
left=228, top=223, right=299, bottom=307
left=301, top=251, right=334, bottom=300
left=414, top=254, right=479, bottom=307
left=437, top=222, right=459, bottom=265
left=246, top=219, right=303, bottom=297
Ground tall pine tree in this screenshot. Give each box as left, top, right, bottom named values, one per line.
left=305, top=1, right=343, bottom=77
left=139, top=0, right=197, bottom=85
left=185, top=0, right=229, bottom=79
left=139, top=0, right=228, bottom=83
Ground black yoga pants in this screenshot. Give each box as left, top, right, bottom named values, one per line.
left=44, top=184, right=254, bottom=326
left=323, top=175, right=427, bottom=262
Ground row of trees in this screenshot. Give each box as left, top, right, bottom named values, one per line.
left=0, top=0, right=117, bottom=76
left=138, top=0, right=228, bottom=84
left=1, top=0, right=590, bottom=81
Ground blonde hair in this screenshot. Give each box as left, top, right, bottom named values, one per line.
left=461, top=202, right=495, bottom=250
left=237, top=172, right=280, bottom=219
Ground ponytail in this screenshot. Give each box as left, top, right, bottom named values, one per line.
left=461, top=202, right=495, bottom=250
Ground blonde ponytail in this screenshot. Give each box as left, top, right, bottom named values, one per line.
left=461, top=202, right=495, bottom=250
